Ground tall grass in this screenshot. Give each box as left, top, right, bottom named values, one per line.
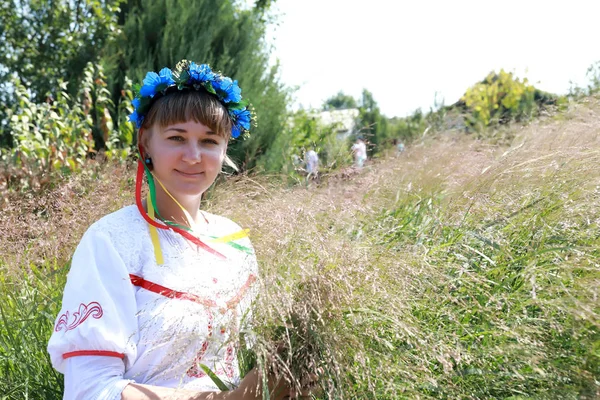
left=0, top=264, right=66, bottom=398
left=1, top=98, right=599, bottom=399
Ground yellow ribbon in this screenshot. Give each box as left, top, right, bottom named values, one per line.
left=209, top=229, right=250, bottom=243
left=147, top=191, right=164, bottom=265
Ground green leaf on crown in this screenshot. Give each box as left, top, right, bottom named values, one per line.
left=228, top=99, right=249, bottom=110
left=176, top=70, right=190, bottom=86
left=204, top=82, right=216, bottom=95
left=137, top=97, right=153, bottom=115
left=155, top=83, right=169, bottom=94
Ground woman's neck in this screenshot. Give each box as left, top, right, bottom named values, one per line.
left=152, top=187, right=203, bottom=229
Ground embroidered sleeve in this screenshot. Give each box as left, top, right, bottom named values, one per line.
left=47, top=226, right=138, bottom=374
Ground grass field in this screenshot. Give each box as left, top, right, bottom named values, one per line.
left=1, top=97, right=599, bottom=399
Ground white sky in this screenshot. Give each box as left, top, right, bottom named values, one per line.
left=265, top=0, right=600, bottom=117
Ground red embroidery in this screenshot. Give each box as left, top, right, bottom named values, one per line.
left=225, top=344, right=235, bottom=378
left=54, top=301, right=103, bottom=332
left=215, top=345, right=236, bottom=378
left=130, top=273, right=257, bottom=380
left=63, top=350, right=124, bottom=359
left=187, top=312, right=214, bottom=378
left=225, top=274, right=257, bottom=310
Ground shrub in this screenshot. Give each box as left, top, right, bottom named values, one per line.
left=0, top=63, right=133, bottom=193
left=460, top=70, right=556, bottom=130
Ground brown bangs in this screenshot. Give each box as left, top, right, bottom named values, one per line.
left=141, top=90, right=233, bottom=138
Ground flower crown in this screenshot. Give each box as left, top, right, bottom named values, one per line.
left=129, top=60, right=252, bottom=138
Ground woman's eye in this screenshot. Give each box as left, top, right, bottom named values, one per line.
left=168, top=136, right=184, bottom=142
left=202, top=139, right=219, bottom=145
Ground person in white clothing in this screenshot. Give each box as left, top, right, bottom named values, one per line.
left=47, top=60, right=306, bottom=400
left=351, top=138, right=367, bottom=168
left=304, top=149, right=319, bottom=180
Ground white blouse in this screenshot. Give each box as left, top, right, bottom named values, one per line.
left=48, top=205, right=258, bottom=399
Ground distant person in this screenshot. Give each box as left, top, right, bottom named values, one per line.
left=305, top=149, right=319, bottom=180
left=351, top=138, right=367, bottom=168
left=397, top=141, right=405, bottom=155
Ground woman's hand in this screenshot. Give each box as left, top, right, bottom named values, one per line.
left=227, top=367, right=314, bottom=400
left=228, top=367, right=288, bottom=400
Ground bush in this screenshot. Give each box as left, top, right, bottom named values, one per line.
left=255, top=110, right=352, bottom=181
left=0, top=63, right=133, bottom=193
left=460, top=70, right=557, bottom=130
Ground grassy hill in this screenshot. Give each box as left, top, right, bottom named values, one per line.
left=1, top=97, right=599, bottom=399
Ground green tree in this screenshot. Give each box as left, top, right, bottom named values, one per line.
left=357, top=89, right=388, bottom=155
left=388, top=109, right=427, bottom=144
left=0, top=0, right=122, bottom=147
left=103, top=0, right=288, bottom=170
left=322, top=91, right=357, bottom=110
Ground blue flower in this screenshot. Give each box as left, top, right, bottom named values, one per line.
left=212, top=77, right=242, bottom=103
left=128, top=110, right=142, bottom=128
left=230, top=108, right=251, bottom=138
left=232, top=108, right=251, bottom=130
left=231, top=125, right=241, bottom=138
left=188, top=62, right=214, bottom=83
left=139, top=68, right=175, bottom=97
left=132, top=98, right=141, bottom=109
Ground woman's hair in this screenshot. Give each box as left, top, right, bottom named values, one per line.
left=140, top=89, right=233, bottom=139
left=138, top=89, right=239, bottom=171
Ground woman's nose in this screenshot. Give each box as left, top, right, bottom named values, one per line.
left=182, top=143, right=202, bottom=163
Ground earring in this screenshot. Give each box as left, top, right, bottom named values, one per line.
left=144, top=156, right=152, bottom=165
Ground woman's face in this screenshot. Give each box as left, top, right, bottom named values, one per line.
left=143, top=120, right=227, bottom=201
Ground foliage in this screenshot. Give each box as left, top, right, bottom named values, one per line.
left=585, top=62, right=600, bottom=95
left=256, top=110, right=351, bottom=179
left=387, top=109, right=428, bottom=144
left=356, top=89, right=389, bottom=155
left=460, top=70, right=556, bottom=130
left=569, top=61, right=600, bottom=98
left=0, top=63, right=133, bottom=192
left=209, top=106, right=600, bottom=398
left=0, top=264, right=66, bottom=399
left=103, top=0, right=287, bottom=171
left=322, top=91, right=357, bottom=111
left=0, top=0, right=286, bottom=175
left=0, top=0, right=123, bottom=145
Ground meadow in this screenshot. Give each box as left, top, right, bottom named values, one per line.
left=1, top=97, right=599, bottom=399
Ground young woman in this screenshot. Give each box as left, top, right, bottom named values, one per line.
left=48, top=61, right=298, bottom=400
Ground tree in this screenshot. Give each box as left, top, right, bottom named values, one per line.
left=322, top=91, right=357, bottom=110
left=102, top=0, right=288, bottom=170
left=357, top=89, right=388, bottom=155
left=0, top=0, right=122, bottom=147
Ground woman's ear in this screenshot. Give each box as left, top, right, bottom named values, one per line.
left=138, top=127, right=151, bottom=155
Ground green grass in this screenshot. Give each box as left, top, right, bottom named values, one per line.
left=1, top=99, right=599, bottom=399
left=0, top=264, right=66, bottom=398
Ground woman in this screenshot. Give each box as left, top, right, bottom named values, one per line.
left=48, top=61, right=298, bottom=400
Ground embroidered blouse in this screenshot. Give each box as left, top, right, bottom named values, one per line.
left=47, top=205, right=258, bottom=399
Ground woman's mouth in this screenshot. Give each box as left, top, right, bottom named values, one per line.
left=175, top=169, right=204, bottom=178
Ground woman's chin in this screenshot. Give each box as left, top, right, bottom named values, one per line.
left=171, top=185, right=208, bottom=200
